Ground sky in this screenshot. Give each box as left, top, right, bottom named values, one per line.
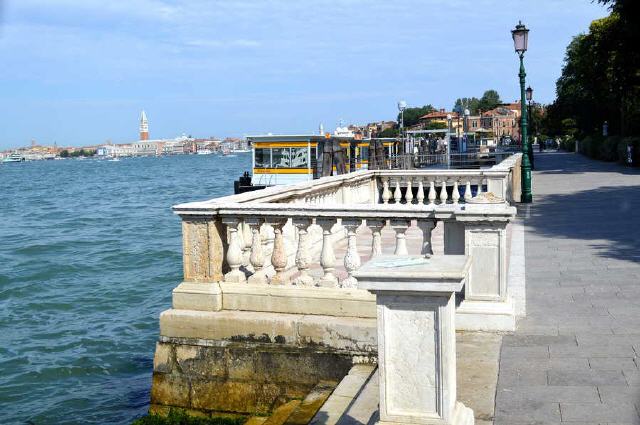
left=0, top=0, right=608, bottom=149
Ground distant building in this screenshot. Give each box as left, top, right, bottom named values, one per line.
left=481, top=106, right=519, bottom=141
left=140, top=110, right=149, bottom=141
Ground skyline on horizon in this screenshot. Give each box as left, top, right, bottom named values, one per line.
left=0, top=0, right=608, bottom=150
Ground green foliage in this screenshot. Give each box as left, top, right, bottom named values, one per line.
left=599, top=136, right=620, bottom=161
left=453, top=97, right=480, bottom=115
left=478, top=90, right=502, bottom=112
left=577, top=135, right=640, bottom=166
left=59, top=150, right=69, bottom=158
left=452, top=91, right=501, bottom=115
left=132, top=409, right=246, bottom=425
left=378, top=127, right=399, bottom=138
left=547, top=2, right=640, bottom=138
left=397, top=105, right=435, bottom=128
left=68, top=149, right=97, bottom=157
left=425, top=121, right=447, bottom=130
left=559, top=137, right=576, bottom=152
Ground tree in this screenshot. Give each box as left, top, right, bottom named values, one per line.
left=453, top=97, right=480, bottom=115
left=59, top=149, right=69, bottom=158
left=546, top=1, right=640, bottom=138
left=378, top=127, right=399, bottom=138
left=397, top=105, right=435, bottom=128
left=478, top=90, right=502, bottom=112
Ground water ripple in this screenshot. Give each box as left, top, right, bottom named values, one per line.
left=0, top=154, right=250, bottom=424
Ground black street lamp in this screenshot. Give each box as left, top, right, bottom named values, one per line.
left=512, top=21, right=532, bottom=203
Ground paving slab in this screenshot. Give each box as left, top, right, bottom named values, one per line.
left=495, top=152, right=640, bottom=425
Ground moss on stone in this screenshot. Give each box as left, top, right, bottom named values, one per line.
left=133, top=408, right=246, bottom=425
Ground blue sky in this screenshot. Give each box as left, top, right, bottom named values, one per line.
left=0, top=0, right=608, bottom=149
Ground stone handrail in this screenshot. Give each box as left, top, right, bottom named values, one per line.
left=172, top=153, right=520, bottom=312
left=174, top=200, right=516, bottom=289
left=174, top=153, right=522, bottom=209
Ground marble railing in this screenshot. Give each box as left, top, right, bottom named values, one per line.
left=172, top=153, right=522, bottom=330
left=174, top=152, right=518, bottom=288
left=173, top=202, right=516, bottom=289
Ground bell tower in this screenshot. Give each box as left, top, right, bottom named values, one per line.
left=140, top=110, right=149, bottom=141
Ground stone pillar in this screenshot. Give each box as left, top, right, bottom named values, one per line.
left=367, top=219, right=385, bottom=258
left=341, top=218, right=362, bottom=288
left=222, top=217, right=246, bottom=283
left=246, top=217, right=267, bottom=285
left=457, top=220, right=515, bottom=331
left=417, top=220, right=435, bottom=257
left=292, top=218, right=314, bottom=286
left=267, top=219, right=289, bottom=285
left=355, top=255, right=474, bottom=425
left=391, top=219, right=410, bottom=256
left=317, top=218, right=338, bottom=287
left=181, top=216, right=226, bottom=283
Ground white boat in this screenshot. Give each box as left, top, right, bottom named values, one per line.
left=232, top=148, right=251, bottom=153
left=2, top=153, right=25, bottom=163
left=197, top=149, right=214, bottom=155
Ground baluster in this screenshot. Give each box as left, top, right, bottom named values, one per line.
left=292, top=218, right=314, bottom=286
left=477, top=178, right=483, bottom=195
left=416, top=178, right=425, bottom=204
left=341, top=219, right=362, bottom=288
left=464, top=181, right=472, bottom=202
left=417, top=220, right=435, bottom=257
left=268, top=219, right=289, bottom=285
left=439, top=180, right=448, bottom=204
left=223, top=217, right=246, bottom=283
left=391, top=219, right=410, bottom=255
left=394, top=179, right=402, bottom=204
left=242, top=220, right=253, bottom=270
left=381, top=177, right=391, bottom=204
left=367, top=219, right=385, bottom=257
left=428, top=180, right=436, bottom=205
left=452, top=180, right=460, bottom=204
left=405, top=178, right=413, bottom=204
left=261, top=223, right=275, bottom=267
left=317, top=218, right=338, bottom=287
left=247, top=217, right=267, bottom=284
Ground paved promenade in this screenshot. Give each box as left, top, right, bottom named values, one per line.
left=495, top=152, right=640, bottom=425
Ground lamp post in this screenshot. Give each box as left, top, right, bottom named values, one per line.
left=512, top=21, right=532, bottom=203
left=463, top=108, right=470, bottom=153
left=446, top=113, right=452, bottom=169
left=525, top=85, right=535, bottom=166
left=397, top=100, right=407, bottom=156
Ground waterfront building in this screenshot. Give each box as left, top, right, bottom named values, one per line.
left=481, top=106, right=519, bottom=142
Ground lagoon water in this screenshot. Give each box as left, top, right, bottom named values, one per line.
left=0, top=154, right=251, bottom=424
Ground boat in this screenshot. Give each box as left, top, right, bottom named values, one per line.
left=233, top=132, right=397, bottom=193
left=2, top=153, right=26, bottom=163
left=197, top=149, right=214, bottom=155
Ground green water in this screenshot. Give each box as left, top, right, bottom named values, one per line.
left=0, top=154, right=251, bottom=424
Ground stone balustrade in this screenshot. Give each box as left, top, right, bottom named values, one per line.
left=173, top=154, right=521, bottom=291
left=151, top=153, right=523, bottom=416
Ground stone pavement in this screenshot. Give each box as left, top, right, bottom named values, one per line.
left=495, top=152, right=640, bottom=425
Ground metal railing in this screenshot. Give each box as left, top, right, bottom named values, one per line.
left=387, top=151, right=509, bottom=170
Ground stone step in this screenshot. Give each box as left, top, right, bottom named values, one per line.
left=284, top=381, right=337, bottom=425
left=336, top=368, right=379, bottom=425
left=263, top=400, right=301, bottom=425
left=310, top=364, right=377, bottom=425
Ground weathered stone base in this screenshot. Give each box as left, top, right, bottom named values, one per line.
left=456, top=298, right=516, bottom=332
left=160, top=309, right=378, bottom=352
left=376, top=403, right=474, bottom=425
left=151, top=338, right=368, bottom=416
